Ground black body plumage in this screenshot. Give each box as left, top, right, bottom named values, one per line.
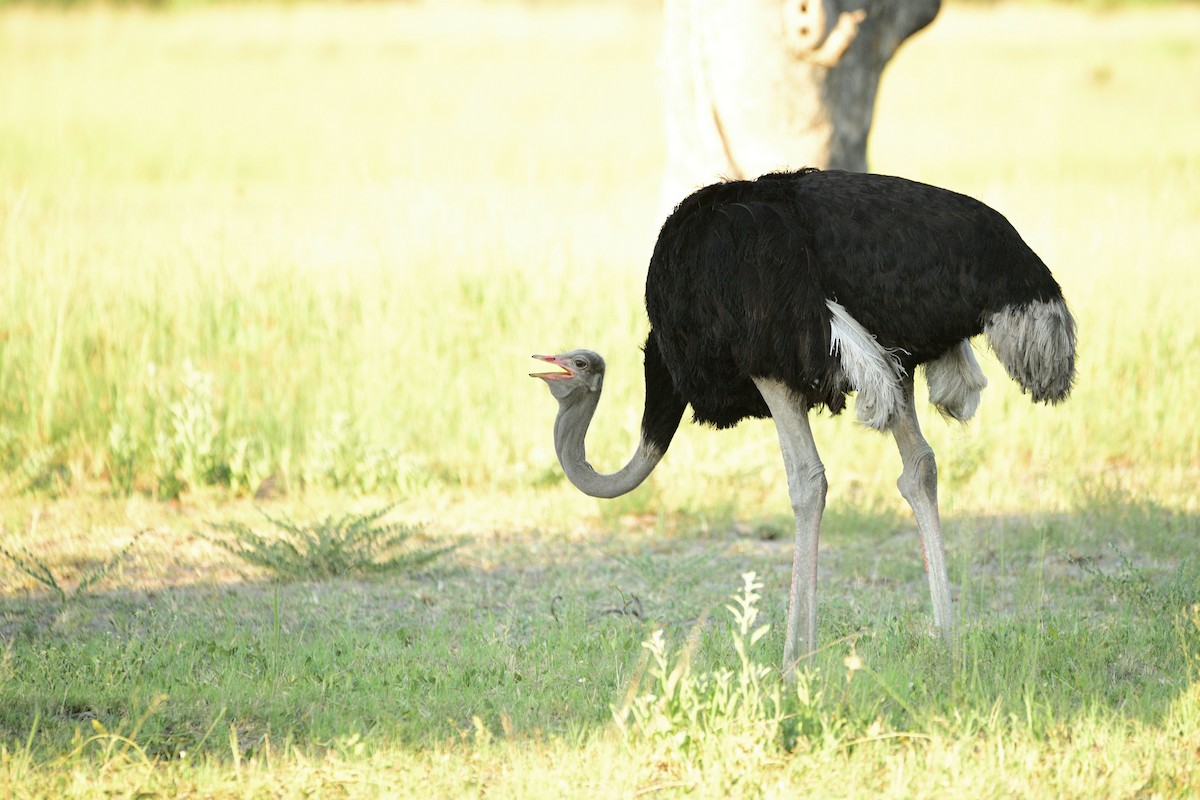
left=638, top=168, right=1067, bottom=446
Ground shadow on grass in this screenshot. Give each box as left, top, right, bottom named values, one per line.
left=0, top=496, right=1196, bottom=761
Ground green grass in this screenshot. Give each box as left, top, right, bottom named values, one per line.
left=0, top=500, right=1197, bottom=796
left=1, top=1, right=1200, bottom=796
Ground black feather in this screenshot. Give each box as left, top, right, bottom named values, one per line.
left=645, top=168, right=1066, bottom=430
left=640, top=332, right=688, bottom=452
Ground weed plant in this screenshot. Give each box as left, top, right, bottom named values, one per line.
left=617, top=573, right=792, bottom=792
left=0, top=531, right=144, bottom=604
left=203, top=506, right=456, bottom=581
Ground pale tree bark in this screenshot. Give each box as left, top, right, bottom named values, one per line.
left=659, top=0, right=941, bottom=213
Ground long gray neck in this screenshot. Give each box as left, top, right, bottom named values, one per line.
left=552, top=382, right=663, bottom=499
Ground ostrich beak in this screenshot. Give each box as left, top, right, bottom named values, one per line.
left=530, top=354, right=575, bottom=381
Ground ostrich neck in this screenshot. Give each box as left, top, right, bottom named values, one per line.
left=553, top=382, right=663, bottom=499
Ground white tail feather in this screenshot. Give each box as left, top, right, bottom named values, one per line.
left=924, top=339, right=988, bottom=421
left=826, top=300, right=904, bottom=430
left=983, top=298, right=1076, bottom=404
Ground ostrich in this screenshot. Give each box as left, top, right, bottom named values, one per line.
left=531, top=168, right=1076, bottom=672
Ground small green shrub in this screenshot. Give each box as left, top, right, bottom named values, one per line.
left=97, top=363, right=427, bottom=499
left=204, top=505, right=457, bottom=581
left=0, top=531, right=145, bottom=604
left=1071, top=544, right=1197, bottom=617
left=302, top=412, right=432, bottom=496
left=105, top=421, right=140, bottom=497
left=149, top=361, right=226, bottom=499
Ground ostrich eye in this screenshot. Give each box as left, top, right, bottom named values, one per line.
left=573, top=358, right=588, bottom=371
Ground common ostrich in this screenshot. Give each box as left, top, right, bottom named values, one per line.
left=532, top=168, right=1076, bottom=672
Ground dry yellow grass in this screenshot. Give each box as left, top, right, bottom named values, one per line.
left=0, top=2, right=1198, bottom=520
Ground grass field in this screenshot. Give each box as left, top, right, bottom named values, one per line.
left=2, top=1, right=1200, bottom=796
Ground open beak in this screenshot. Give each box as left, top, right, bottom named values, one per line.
left=530, top=354, right=575, bottom=381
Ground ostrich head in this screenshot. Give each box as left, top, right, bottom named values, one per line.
left=529, top=350, right=605, bottom=401
left=529, top=344, right=681, bottom=500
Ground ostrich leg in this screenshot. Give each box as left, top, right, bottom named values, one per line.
left=753, top=378, right=828, bottom=674
left=889, top=376, right=954, bottom=644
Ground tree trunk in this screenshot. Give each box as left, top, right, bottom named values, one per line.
left=659, top=0, right=940, bottom=213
